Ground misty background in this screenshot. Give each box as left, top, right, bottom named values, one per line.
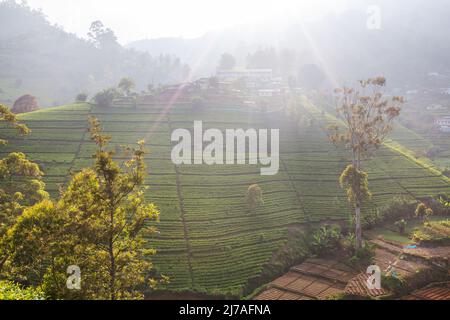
left=1, top=0, right=450, bottom=106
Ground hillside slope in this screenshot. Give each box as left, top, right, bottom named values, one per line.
left=1, top=101, right=449, bottom=296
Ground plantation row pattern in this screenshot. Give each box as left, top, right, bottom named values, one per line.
left=1, top=100, right=449, bottom=296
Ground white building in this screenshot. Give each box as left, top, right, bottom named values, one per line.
left=427, top=104, right=447, bottom=111
left=216, top=68, right=273, bottom=86
left=435, top=116, right=450, bottom=132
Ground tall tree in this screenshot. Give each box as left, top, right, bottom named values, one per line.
left=218, top=53, right=236, bottom=70
left=3, top=117, right=162, bottom=300
left=87, top=20, right=120, bottom=51
left=329, top=77, right=403, bottom=249
left=246, top=47, right=278, bottom=71
left=0, top=105, right=47, bottom=270
left=118, top=77, right=135, bottom=96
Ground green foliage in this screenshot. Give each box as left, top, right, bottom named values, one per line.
left=87, top=20, right=120, bottom=51
left=0, top=104, right=29, bottom=145
left=94, top=88, right=118, bottom=108
left=415, top=203, right=427, bottom=219
left=2, top=101, right=449, bottom=296
left=394, top=219, right=407, bottom=234
left=118, top=77, right=135, bottom=96
left=425, top=208, right=433, bottom=221
left=0, top=106, right=45, bottom=249
left=378, top=196, right=417, bottom=220
left=381, top=274, right=406, bottom=295
left=411, top=219, right=450, bottom=245
left=339, top=164, right=372, bottom=205
left=346, top=239, right=375, bottom=269
left=330, top=78, right=404, bottom=249
left=246, top=184, right=264, bottom=213
left=3, top=118, right=161, bottom=300
left=0, top=152, right=48, bottom=237
left=0, top=280, right=45, bottom=300
left=75, top=93, right=88, bottom=102
left=310, top=225, right=341, bottom=256
left=244, top=229, right=309, bottom=297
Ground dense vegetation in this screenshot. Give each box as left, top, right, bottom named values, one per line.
left=0, top=95, right=448, bottom=297
left=0, top=1, right=190, bottom=106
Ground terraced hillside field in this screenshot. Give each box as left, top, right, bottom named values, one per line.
left=1, top=100, right=449, bottom=297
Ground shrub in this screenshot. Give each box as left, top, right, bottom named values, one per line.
left=341, top=234, right=375, bottom=269
left=76, top=93, right=88, bottom=102
left=347, top=241, right=375, bottom=269
left=118, top=77, right=135, bottom=96
left=12, top=94, right=39, bottom=114
left=381, top=275, right=406, bottom=295
left=94, top=88, right=117, bottom=108
left=246, top=184, right=263, bottom=212
left=415, top=203, right=427, bottom=220
left=394, top=219, right=407, bottom=234
left=361, top=209, right=381, bottom=230
left=310, top=225, right=341, bottom=256
left=378, top=196, right=417, bottom=220
left=434, top=196, right=450, bottom=216
left=0, top=281, right=45, bottom=300
left=412, top=220, right=450, bottom=245
left=425, top=208, right=433, bottom=222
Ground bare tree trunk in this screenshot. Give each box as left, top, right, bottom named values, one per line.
left=355, top=205, right=362, bottom=250
left=109, top=240, right=116, bottom=300
left=353, top=150, right=363, bottom=250
left=109, top=205, right=116, bottom=301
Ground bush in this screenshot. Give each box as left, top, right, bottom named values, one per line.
left=310, top=225, right=341, bottom=256
left=0, top=281, right=45, bottom=300
left=346, top=241, right=375, bottom=269
left=415, top=203, right=427, bottom=220
left=12, top=94, right=39, bottom=114
left=412, top=220, right=450, bottom=245
left=246, top=184, right=263, bottom=212
left=395, top=219, right=407, bottom=234
left=381, top=275, right=406, bottom=295
left=378, top=196, right=417, bottom=220
left=94, top=88, right=117, bottom=108
left=118, top=77, right=135, bottom=96
left=243, top=229, right=309, bottom=297
left=76, top=93, right=88, bottom=102
left=425, top=208, right=433, bottom=221
left=434, top=196, right=450, bottom=216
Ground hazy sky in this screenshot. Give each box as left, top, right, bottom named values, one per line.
left=25, top=0, right=348, bottom=43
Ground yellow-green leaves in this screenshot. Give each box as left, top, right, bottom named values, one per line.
left=339, top=164, right=372, bottom=205
left=246, top=184, right=264, bottom=212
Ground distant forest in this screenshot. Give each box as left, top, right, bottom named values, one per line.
left=130, top=0, right=450, bottom=89
left=0, top=0, right=190, bottom=106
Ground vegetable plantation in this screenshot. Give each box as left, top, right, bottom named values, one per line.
left=1, top=100, right=449, bottom=297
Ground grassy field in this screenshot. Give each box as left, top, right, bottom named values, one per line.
left=1, top=99, right=449, bottom=297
